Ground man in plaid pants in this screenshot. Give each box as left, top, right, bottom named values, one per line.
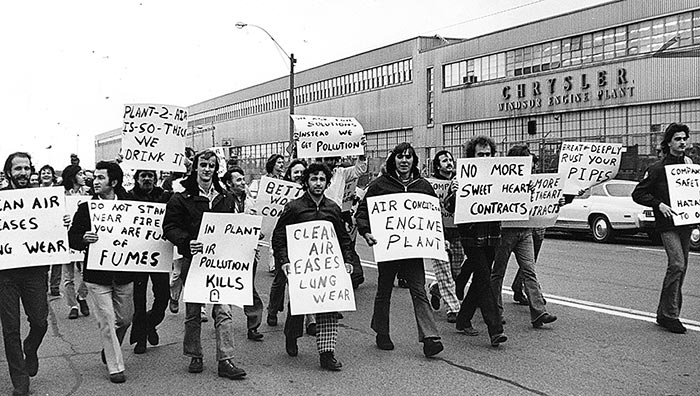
left=272, top=162, right=355, bottom=371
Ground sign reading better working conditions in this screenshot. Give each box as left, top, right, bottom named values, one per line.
left=665, top=164, right=700, bottom=226
left=254, top=176, right=303, bottom=242
left=0, top=187, right=70, bottom=270
left=558, top=141, right=622, bottom=195
left=291, top=115, right=365, bottom=158
left=183, top=213, right=262, bottom=306
left=121, top=103, right=188, bottom=172
left=367, top=193, right=448, bottom=262
left=454, top=157, right=532, bottom=224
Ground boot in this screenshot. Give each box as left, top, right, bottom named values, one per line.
left=319, top=352, right=342, bottom=371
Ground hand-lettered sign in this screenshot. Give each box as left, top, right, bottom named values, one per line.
left=367, top=193, right=448, bottom=262
left=291, top=115, right=365, bottom=158
left=454, top=157, right=532, bottom=223
left=558, top=141, right=622, bottom=194
left=65, top=195, right=89, bottom=261
left=254, top=176, right=303, bottom=242
left=121, top=103, right=188, bottom=172
left=286, top=220, right=356, bottom=315
left=210, top=146, right=228, bottom=176
left=183, top=213, right=262, bottom=306
left=0, top=187, right=70, bottom=269
left=502, top=173, right=563, bottom=228
left=425, top=178, right=456, bottom=228
left=86, top=200, right=173, bottom=272
left=665, top=164, right=700, bottom=226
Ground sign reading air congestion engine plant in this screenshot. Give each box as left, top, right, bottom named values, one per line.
left=285, top=220, right=356, bottom=315
left=665, top=164, right=700, bottom=227
left=183, top=213, right=261, bottom=306
left=454, top=157, right=532, bottom=224
left=121, top=103, right=188, bottom=172
left=291, top=115, right=365, bottom=158
left=558, top=142, right=622, bottom=195
left=367, top=193, right=448, bottom=262
left=0, top=187, right=69, bottom=270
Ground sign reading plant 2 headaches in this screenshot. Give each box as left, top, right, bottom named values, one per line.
left=367, top=193, right=448, bottom=262
left=183, top=213, right=262, bottom=306
left=558, top=141, right=622, bottom=194
left=454, top=157, right=532, bottom=223
left=121, top=103, right=188, bottom=172
left=291, top=115, right=365, bottom=158
left=665, top=164, right=700, bottom=226
left=286, top=220, right=356, bottom=315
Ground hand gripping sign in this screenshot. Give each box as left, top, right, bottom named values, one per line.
left=291, top=115, right=365, bottom=158
left=665, top=164, right=700, bottom=226
left=183, top=213, right=262, bottom=306
left=286, top=220, right=356, bottom=315
left=558, top=141, right=622, bottom=195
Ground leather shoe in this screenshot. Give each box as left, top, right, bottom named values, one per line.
left=285, top=336, right=298, bottom=357
left=109, top=371, right=126, bottom=383
left=218, top=359, right=246, bottom=380
left=24, top=347, right=38, bottom=377
left=532, top=313, right=557, bottom=328
left=147, top=329, right=159, bottom=346
left=458, top=321, right=479, bottom=336
left=490, top=333, right=508, bottom=347
left=657, top=317, right=687, bottom=334
left=188, top=357, right=203, bottom=373
left=68, top=307, right=79, bottom=320
left=169, top=299, right=179, bottom=314
left=375, top=334, right=394, bottom=350
left=430, top=294, right=441, bottom=310
left=319, top=352, right=342, bottom=371
left=267, top=312, right=278, bottom=326
left=513, top=291, right=529, bottom=306
left=134, top=342, right=146, bottom=354
left=247, top=329, right=264, bottom=341
left=306, top=323, right=317, bottom=336
left=423, top=338, right=444, bottom=357
left=78, top=298, right=90, bottom=316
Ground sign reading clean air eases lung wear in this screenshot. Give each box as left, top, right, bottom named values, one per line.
left=665, top=164, right=700, bottom=226
left=0, top=187, right=70, bottom=269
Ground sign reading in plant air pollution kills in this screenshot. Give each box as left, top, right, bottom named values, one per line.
left=454, top=157, right=532, bottom=224
left=558, top=141, right=623, bottom=194
left=425, top=178, right=456, bottom=228
left=86, top=200, right=173, bottom=272
left=183, top=213, right=262, bottom=306
left=367, top=193, right=448, bottom=262
left=502, top=173, right=563, bottom=228
left=291, top=115, right=365, bottom=158
left=121, top=103, right=188, bottom=172
left=285, top=220, right=356, bottom=315
left=665, top=164, right=700, bottom=226
left=0, top=187, right=69, bottom=269
left=255, top=176, right=303, bottom=242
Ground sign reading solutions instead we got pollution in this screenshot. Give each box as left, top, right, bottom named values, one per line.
left=0, top=187, right=70, bottom=270
left=286, top=220, right=356, bottom=315
left=454, top=157, right=532, bottom=224
left=121, top=103, right=188, bottom=172
left=665, top=164, right=700, bottom=226
left=291, top=115, right=365, bottom=158
left=367, top=193, right=448, bottom=262
left=254, top=176, right=303, bottom=242
left=558, top=141, right=623, bottom=194
left=86, top=200, right=173, bottom=272
left=183, top=213, right=262, bottom=306
left=502, top=173, right=563, bottom=228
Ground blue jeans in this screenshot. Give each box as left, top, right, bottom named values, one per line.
left=491, top=228, right=548, bottom=322
left=0, top=267, right=48, bottom=394
left=658, top=227, right=692, bottom=320
left=371, top=258, right=440, bottom=342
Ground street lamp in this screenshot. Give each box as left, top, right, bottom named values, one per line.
left=235, top=22, right=297, bottom=158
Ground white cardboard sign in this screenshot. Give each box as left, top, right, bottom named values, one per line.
left=65, top=195, right=89, bottom=261
left=425, top=178, right=456, bottom=228
left=502, top=173, right=563, bottom=228
left=254, top=176, right=303, bottom=242
left=292, top=115, right=365, bottom=158
left=665, top=164, right=700, bottom=226
left=558, top=141, right=622, bottom=194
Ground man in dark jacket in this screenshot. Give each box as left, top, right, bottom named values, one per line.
left=355, top=142, right=444, bottom=357
left=633, top=122, right=694, bottom=334
left=127, top=170, right=172, bottom=354
left=272, top=162, right=355, bottom=371
left=68, top=161, right=134, bottom=384
left=162, top=149, right=247, bottom=380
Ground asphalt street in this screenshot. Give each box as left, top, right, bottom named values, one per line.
left=2, top=235, right=700, bottom=396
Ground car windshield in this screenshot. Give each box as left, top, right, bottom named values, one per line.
left=605, top=183, right=635, bottom=197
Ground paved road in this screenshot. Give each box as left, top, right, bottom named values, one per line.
left=2, top=235, right=700, bottom=395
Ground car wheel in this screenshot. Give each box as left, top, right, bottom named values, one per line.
left=690, top=226, right=700, bottom=251
left=590, top=215, right=614, bottom=243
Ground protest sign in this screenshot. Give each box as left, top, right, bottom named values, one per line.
left=367, top=193, right=448, bottom=262
left=341, top=176, right=359, bottom=212
left=183, top=213, right=262, bottom=306
left=254, top=176, right=303, bottom=242
left=426, top=178, right=456, bottom=228
left=86, top=200, right=173, bottom=273
left=286, top=220, right=356, bottom=315
left=558, top=141, right=622, bottom=194
left=291, top=115, right=365, bottom=158
left=211, top=146, right=227, bottom=176
left=0, top=187, right=70, bottom=269
left=65, top=195, right=89, bottom=261
left=454, top=157, right=532, bottom=223
left=502, top=173, right=563, bottom=228
left=121, top=103, right=188, bottom=172
left=665, top=164, right=700, bottom=226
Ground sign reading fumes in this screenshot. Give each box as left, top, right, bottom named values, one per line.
left=292, top=115, right=365, bottom=158
left=665, top=164, right=700, bottom=226
left=558, top=141, right=622, bottom=194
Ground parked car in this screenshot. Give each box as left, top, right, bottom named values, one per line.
left=552, top=180, right=656, bottom=243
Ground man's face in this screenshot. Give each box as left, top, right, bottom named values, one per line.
left=229, top=171, right=246, bottom=194
left=30, top=174, right=39, bottom=186
left=438, top=153, right=454, bottom=174
left=83, top=170, right=94, bottom=183
left=306, top=171, right=328, bottom=197
left=274, top=157, right=285, bottom=174
left=290, top=164, right=305, bottom=184
left=669, top=131, right=689, bottom=156
left=93, top=169, right=114, bottom=196
left=136, top=171, right=156, bottom=191
left=8, top=156, right=32, bottom=188
left=474, top=144, right=493, bottom=158
left=196, top=155, right=217, bottom=185
left=394, top=150, right=414, bottom=176
left=40, top=168, right=54, bottom=184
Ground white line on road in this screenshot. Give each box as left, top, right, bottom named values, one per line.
left=626, top=246, right=700, bottom=256
left=359, top=259, right=700, bottom=332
